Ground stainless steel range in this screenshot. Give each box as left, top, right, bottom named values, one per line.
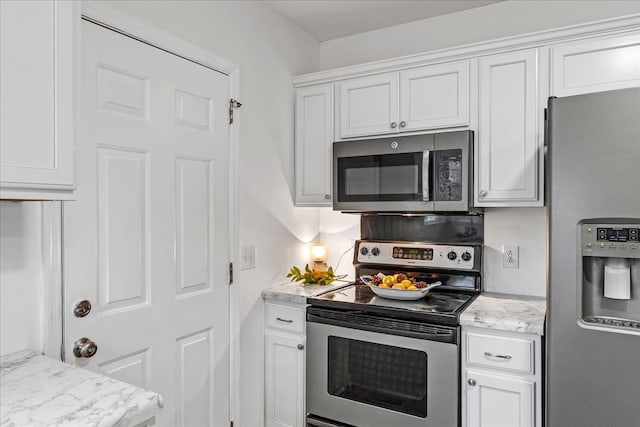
left=306, top=216, right=483, bottom=427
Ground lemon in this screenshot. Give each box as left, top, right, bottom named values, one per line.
left=392, top=283, right=404, bottom=290
left=379, top=283, right=390, bottom=288
left=407, top=285, right=418, bottom=290
left=383, top=275, right=396, bottom=286
left=400, top=279, right=412, bottom=289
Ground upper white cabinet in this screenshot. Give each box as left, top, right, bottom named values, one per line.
left=0, top=0, right=77, bottom=200
left=336, top=61, right=469, bottom=139
left=399, top=61, right=469, bottom=132
left=476, top=49, right=544, bottom=207
left=337, top=73, right=398, bottom=138
left=295, top=84, right=334, bottom=206
left=551, top=32, right=640, bottom=97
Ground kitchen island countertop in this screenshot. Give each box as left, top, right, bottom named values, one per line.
left=262, top=280, right=352, bottom=304
left=460, top=293, right=546, bottom=335
left=0, top=350, right=163, bottom=427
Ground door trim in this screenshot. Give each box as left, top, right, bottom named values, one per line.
left=43, top=3, right=241, bottom=424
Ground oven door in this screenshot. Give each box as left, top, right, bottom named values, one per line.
left=306, top=315, right=459, bottom=427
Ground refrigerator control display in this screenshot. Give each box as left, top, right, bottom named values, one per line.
left=597, top=227, right=639, bottom=242
left=392, top=247, right=433, bottom=260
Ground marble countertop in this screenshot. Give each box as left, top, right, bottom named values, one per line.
left=262, top=280, right=352, bottom=304
left=0, top=350, right=163, bottom=427
left=460, top=293, right=547, bottom=335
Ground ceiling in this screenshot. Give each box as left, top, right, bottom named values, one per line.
left=262, top=0, right=504, bottom=42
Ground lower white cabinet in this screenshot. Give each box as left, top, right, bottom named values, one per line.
left=462, top=326, right=542, bottom=427
left=264, top=301, right=306, bottom=427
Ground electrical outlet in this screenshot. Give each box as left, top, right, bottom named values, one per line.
left=503, top=245, right=519, bottom=269
left=240, top=244, right=256, bottom=270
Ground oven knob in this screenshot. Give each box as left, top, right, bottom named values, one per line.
left=371, top=247, right=380, bottom=256
left=360, top=247, right=369, bottom=256
left=447, top=251, right=457, bottom=261
left=461, top=252, right=472, bottom=262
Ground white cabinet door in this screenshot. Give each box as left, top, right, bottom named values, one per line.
left=477, top=49, right=542, bottom=206
left=0, top=0, right=76, bottom=200
left=466, top=370, right=535, bottom=427
left=551, top=32, right=640, bottom=97
left=265, top=333, right=305, bottom=427
left=337, top=73, right=398, bottom=138
left=399, top=61, right=469, bottom=131
left=295, top=84, right=333, bottom=206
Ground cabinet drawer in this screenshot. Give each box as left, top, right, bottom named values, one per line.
left=266, top=303, right=305, bottom=334
left=466, top=332, right=534, bottom=374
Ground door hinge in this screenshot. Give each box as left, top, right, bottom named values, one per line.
left=60, top=343, right=65, bottom=362
left=229, top=99, right=242, bottom=124
left=229, top=262, right=234, bottom=285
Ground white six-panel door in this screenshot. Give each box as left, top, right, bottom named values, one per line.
left=64, top=20, right=230, bottom=427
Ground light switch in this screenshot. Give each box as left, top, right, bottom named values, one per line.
left=241, top=244, right=256, bottom=270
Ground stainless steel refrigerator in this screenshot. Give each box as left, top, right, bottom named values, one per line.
left=547, top=87, right=640, bottom=426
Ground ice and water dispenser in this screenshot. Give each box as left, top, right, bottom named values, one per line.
left=579, top=220, right=640, bottom=334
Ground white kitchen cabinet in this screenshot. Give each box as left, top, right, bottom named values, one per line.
left=264, top=301, right=306, bottom=427
left=336, top=61, right=469, bottom=139
left=294, top=84, right=333, bottom=206
left=337, top=73, right=398, bottom=138
left=0, top=0, right=77, bottom=200
left=476, top=49, right=544, bottom=207
left=551, top=32, right=640, bottom=97
left=462, top=327, right=542, bottom=427
left=399, top=61, right=469, bottom=131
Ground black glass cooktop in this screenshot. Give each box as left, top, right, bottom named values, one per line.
left=308, top=283, right=477, bottom=325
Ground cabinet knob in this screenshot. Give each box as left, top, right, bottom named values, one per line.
left=479, top=190, right=488, bottom=198
left=324, top=194, right=331, bottom=200
left=390, top=122, right=397, bottom=129
left=399, top=121, right=407, bottom=128
left=297, top=344, right=304, bottom=350
left=468, top=379, right=476, bottom=386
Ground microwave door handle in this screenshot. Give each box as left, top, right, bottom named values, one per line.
left=422, top=150, right=431, bottom=201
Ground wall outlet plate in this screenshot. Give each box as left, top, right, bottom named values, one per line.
left=503, top=245, right=519, bottom=269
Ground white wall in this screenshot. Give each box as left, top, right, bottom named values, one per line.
left=86, top=1, right=320, bottom=426
left=319, top=0, right=640, bottom=69
left=0, top=202, right=43, bottom=355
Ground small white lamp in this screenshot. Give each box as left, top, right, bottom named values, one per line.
left=309, top=242, right=328, bottom=272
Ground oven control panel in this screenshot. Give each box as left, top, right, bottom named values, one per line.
left=356, top=241, right=475, bottom=270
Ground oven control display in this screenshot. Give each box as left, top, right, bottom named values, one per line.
left=597, top=227, right=639, bottom=242
left=392, top=247, right=433, bottom=261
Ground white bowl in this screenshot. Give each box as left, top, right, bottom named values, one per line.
left=360, top=276, right=441, bottom=301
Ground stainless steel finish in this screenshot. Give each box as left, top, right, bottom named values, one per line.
left=324, top=194, right=330, bottom=200
left=390, top=121, right=397, bottom=128
left=483, top=351, right=512, bottom=360
left=73, top=337, right=98, bottom=358
left=479, top=190, right=487, bottom=198
left=400, top=120, right=407, bottom=128
left=297, top=344, right=304, bottom=350
left=422, top=149, right=431, bottom=201
left=356, top=240, right=476, bottom=270
left=547, top=88, right=640, bottom=427
left=306, top=415, right=344, bottom=427
left=73, top=300, right=92, bottom=318
left=307, top=321, right=457, bottom=427
left=468, top=379, right=476, bottom=386
left=276, top=317, right=293, bottom=323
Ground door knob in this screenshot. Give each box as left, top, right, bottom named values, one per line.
left=73, top=337, right=98, bottom=358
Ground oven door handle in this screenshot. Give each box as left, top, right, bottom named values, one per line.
left=422, top=150, right=431, bottom=201
left=307, top=309, right=458, bottom=344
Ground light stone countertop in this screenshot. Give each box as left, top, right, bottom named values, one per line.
left=0, top=350, right=163, bottom=427
left=460, top=293, right=547, bottom=335
left=262, top=280, right=352, bottom=304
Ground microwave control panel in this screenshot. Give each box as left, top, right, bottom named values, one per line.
left=581, top=223, right=640, bottom=258
left=356, top=241, right=475, bottom=270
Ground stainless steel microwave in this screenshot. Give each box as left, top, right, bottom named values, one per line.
left=333, top=131, right=474, bottom=213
